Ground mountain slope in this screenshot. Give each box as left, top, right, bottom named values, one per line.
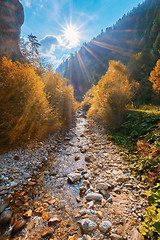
left=56, top=0, right=160, bottom=102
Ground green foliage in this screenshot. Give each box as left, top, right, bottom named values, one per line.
left=108, top=108, right=160, bottom=239
left=139, top=183, right=160, bottom=239
left=111, top=110, right=160, bottom=149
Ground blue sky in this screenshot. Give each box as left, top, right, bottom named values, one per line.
left=21, top=0, right=144, bottom=69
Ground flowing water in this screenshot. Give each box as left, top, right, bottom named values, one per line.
left=0, top=112, right=93, bottom=240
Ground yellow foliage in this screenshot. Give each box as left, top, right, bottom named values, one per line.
left=86, top=61, right=132, bottom=128
left=0, top=57, right=50, bottom=144
left=149, top=59, right=160, bottom=94
left=43, top=70, right=77, bottom=126
left=0, top=57, right=77, bottom=148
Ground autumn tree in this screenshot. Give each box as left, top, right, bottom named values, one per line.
left=86, top=61, right=132, bottom=128
left=149, top=59, right=160, bottom=102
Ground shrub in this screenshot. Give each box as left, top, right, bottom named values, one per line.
left=86, top=61, right=132, bottom=128
left=43, top=70, right=77, bottom=127
left=0, top=57, right=51, bottom=145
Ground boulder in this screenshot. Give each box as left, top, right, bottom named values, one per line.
left=0, top=210, right=12, bottom=225
left=0, top=0, right=24, bottom=59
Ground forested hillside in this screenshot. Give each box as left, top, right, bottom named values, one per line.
left=57, top=0, right=160, bottom=103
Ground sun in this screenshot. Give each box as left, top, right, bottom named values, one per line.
left=63, top=24, right=80, bottom=48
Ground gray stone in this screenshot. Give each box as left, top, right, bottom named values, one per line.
left=68, top=173, right=81, bottom=183
left=107, top=197, right=113, bottom=203
left=0, top=210, right=12, bottom=225
left=0, top=203, right=8, bottom=214
left=99, top=220, right=112, bottom=233
left=86, top=193, right=103, bottom=201
left=10, top=181, right=18, bottom=188
left=80, top=218, right=97, bottom=232
left=96, top=183, right=108, bottom=191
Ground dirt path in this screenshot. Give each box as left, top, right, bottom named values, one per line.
left=0, top=113, right=146, bottom=240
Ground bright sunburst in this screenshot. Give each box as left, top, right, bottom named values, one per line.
left=62, top=24, right=80, bottom=48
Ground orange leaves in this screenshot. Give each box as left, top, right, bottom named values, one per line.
left=149, top=59, right=160, bottom=94
left=137, top=140, right=159, bottom=158
left=86, top=61, right=132, bottom=128
left=0, top=57, right=76, bottom=148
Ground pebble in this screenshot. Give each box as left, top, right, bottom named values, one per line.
left=68, top=235, right=78, bottom=240
left=41, top=227, right=54, bottom=237
left=96, top=183, right=109, bottom=190
left=80, top=218, right=97, bottom=232
left=13, top=154, right=20, bottom=160
left=99, top=220, right=112, bottom=233
left=23, top=209, right=32, bottom=218
left=86, top=193, right=103, bottom=201
left=67, top=172, right=81, bottom=183
left=110, top=233, right=123, bottom=240
left=107, top=197, right=113, bottom=203
left=11, top=219, right=27, bottom=235
left=48, top=217, right=61, bottom=225
left=87, top=201, right=94, bottom=209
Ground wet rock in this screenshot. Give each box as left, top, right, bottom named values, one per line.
left=83, top=235, right=92, bottom=240
left=110, top=233, right=123, bottom=240
left=23, top=209, right=32, bottom=218
left=87, top=201, right=94, bottom=209
left=11, top=219, right=27, bottom=235
left=125, top=183, right=133, bottom=188
left=0, top=203, right=8, bottom=214
left=75, top=156, right=80, bottom=161
left=41, top=227, right=54, bottom=237
left=84, top=173, right=90, bottom=179
left=68, top=235, right=77, bottom=240
left=80, top=218, right=97, bottom=232
left=81, top=148, right=87, bottom=153
left=86, top=193, right=103, bottom=201
left=99, top=189, right=107, bottom=196
left=48, top=217, right=61, bottom=225
left=85, top=155, right=91, bottom=162
left=65, top=137, right=70, bottom=141
left=79, top=186, right=88, bottom=197
left=0, top=210, right=12, bottom=224
left=99, top=220, right=112, bottom=233
left=10, top=181, right=18, bottom=188
left=0, top=190, right=8, bottom=196
left=96, top=183, right=108, bottom=191
left=96, top=211, right=103, bottom=219
left=67, top=173, right=81, bottom=183
left=13, top=154, right=20, bottom=160
left=113, top=187, right=121, bottom=194
left=0, top=186, right=6, bottom=192
left=107, top=197, right=113, bottom=203
left=23, top=172, right=31, bottom=178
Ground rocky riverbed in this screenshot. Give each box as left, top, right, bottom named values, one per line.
left=0, top=112, right=146, bottom=240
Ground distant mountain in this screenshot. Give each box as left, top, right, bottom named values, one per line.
left=56, top=0, right=160, bottom=102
